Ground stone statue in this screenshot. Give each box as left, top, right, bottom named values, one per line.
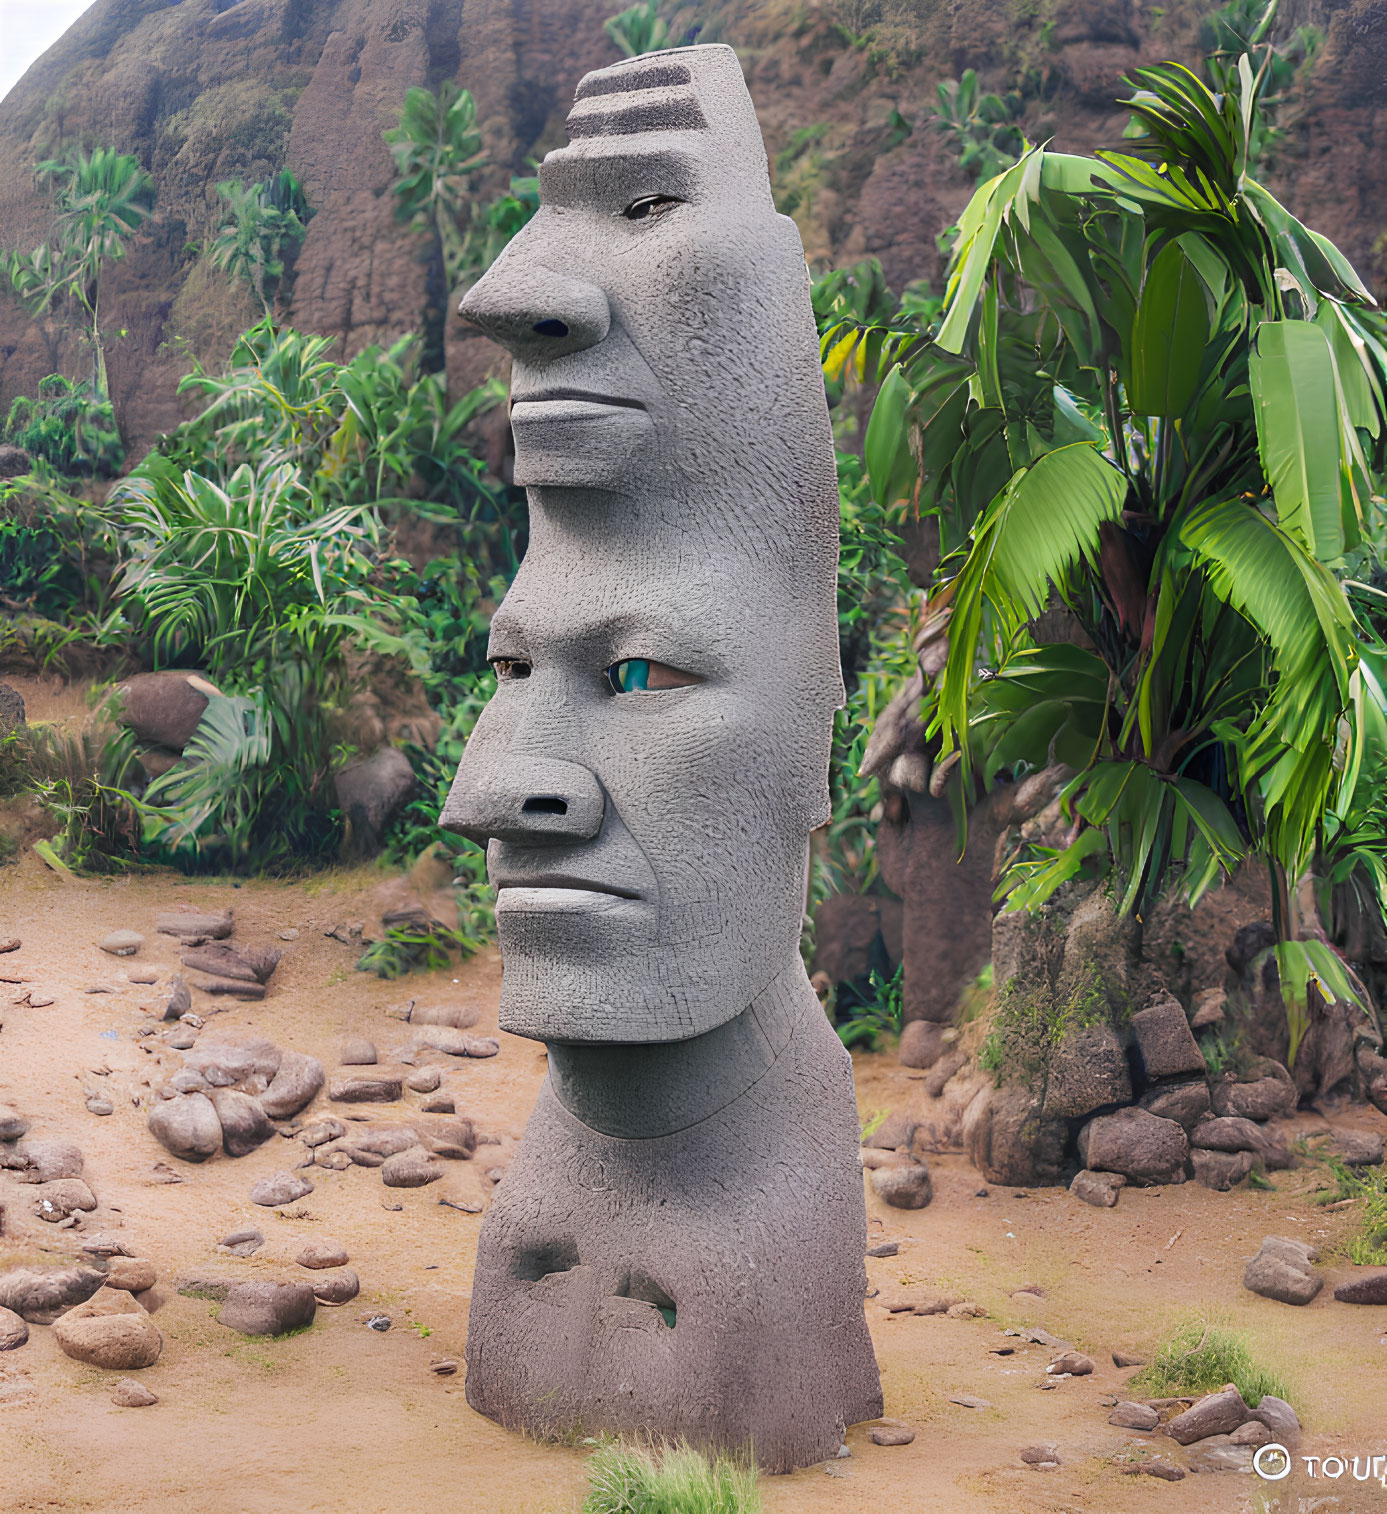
left=442, top=43, right=882, bottom=1473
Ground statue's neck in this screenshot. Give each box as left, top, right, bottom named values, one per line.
left=545, top=963, right=810, bottom=1139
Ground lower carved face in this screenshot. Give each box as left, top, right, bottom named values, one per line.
left=441, top=542, right=836, bottom=1044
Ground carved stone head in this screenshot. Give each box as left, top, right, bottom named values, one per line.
left=442, top=44, right=843, bottom=1044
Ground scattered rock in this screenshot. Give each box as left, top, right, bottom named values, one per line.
left=381, top=1148, right=442, bottom=1187
left=0, top=1265, right=107, bottom=1323
left=12, top=1138, right=84, bottom=1183
left=1109, top=1402, right=1159, bottom=1430
left=99, top=930, right=144, bottom=957
left=104, top=1258, right=157, bottom=1294
left=870, top=1160, right=932, bottom=1209
left=209, top=1089, right=274, bottom=1158
left=1249, top=1394, right=1301, bottom=1445
left=430, top=1358, right=459, bottom=1375
left=250, top=1171, right=314, bottom=1207
left=53, top=1288, right=162, bottom=1370
left=946, top=1301, right=987, bottom=1319
left=32, top=1179, right=97, bottom=1221
left=1048, top=1352, right=1094, bottom=1376
left=113, top=671, right=216, bottom=749
left=0, top=1104, right=29, bottom=1142
left=1165, top=1384, right=1252, bottom=1444
left=1191, top=1148, right=1253, bottom=1191
left=258, top=1050, right=325, bottom=1120
left=86, top=1097, right=114, bottom=1117
left=1019, top=1443, right=1059, bottom=1465
left=1070, top=1169, right=1126, bottom=1208
left=0, top=1306, right=28, bottom=1350
left=218, top=1226, right=264, bottom=1257
left=167, top=1028, right=196, bottom=1052
left=300, top=1118, right=346, bottom=1148
left=161, top=977, right=192, bottom=1022
left=155, top=908, right=233, bottom=941
left=1078, top=1108, right=1189, bottom=1184
left=1131, top=993, right=1206, bottom=1079
left=1333, top=1272, right=1387, bottom=1305
left=1132, top=1460, right=1185, bottom=1481
left=1191, top=987, right=1226, bottom=1029
left=1332, top=1130, right=1385, bottom=1166
left=1112, top=1351, right=1145, bottom=1368
left=869, top=1425, right=916, bottom=1446
left=310, top=1269, right=359, bottom=1306
left=328, top=1073, right=403, bottom=1104
left=947, top=1394, right=991, bottom=1409
left=364, top=1313, right=391, bottom=1332
left=111, top=1378, right=158, bottom=1407
left=339, top=1037, right=377, bottom=1065
left=296, top=1239, right=349, bottom=1270
left=1191, top=1116, right=1264, bottom=1153
left=196, top=977, right=266, bottom=999
left=181, top=943, right=281, bottom=984
left=217, top=1280, right=316, bottom=1336
left=279, top=929, right=299, bottom=941
left=407, top=1002, right=480, bottom=1030
left=866, top=1242, right=899, bottom=1258
left=420, top=1094, right=455, bottom=1114
left=148, top=1093, right=222, bottom=1162
left=1185, top=1435, right=1255, bottom=1473
left=405, top=1068, right=442, bottom=1094
left=1243, top=1236, right=1322, bottom=1305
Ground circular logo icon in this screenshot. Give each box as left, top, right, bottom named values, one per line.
left=1254, top=1443, right=1292, bottom=1481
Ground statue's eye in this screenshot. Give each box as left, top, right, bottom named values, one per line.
left=622, top=194, right=683, bottom=222
left=606, top=659, right=700, bottom=694
left=491, top=658, right=532, bottom=680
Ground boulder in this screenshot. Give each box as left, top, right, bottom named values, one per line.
left=869, top=1160, right=932, bottom=1209
left=217, top=1280, right=317, bottom=1336
left=962, top=1084, right=1068, bottom=1187
left=1191, top=1148, right=1253, bottom=1191
left=1190, top=987, right=1226, bottom=1029
left=1332, top=1271, right=1387, bottom=1304
left=258, top=1050, right=325, bottom=1119
left=380, top=1148, right=443, bottom=1187
left=250, top=1171, right=314, bottom=1207
left=310, top=1268, right=360, bottom=1306
left=98, top=930, right=144, bottom=956
left=112, top=671, right=217, bottom=749
left=898, top=1020, right=949, bottom=1070
left=0, top=1103, right=29, bottom=1142
left=52, top=1289, right=162, bottom=1370
left=1184, top=1436, right=1255, bottom=1473
left=328, top=1072, right=403, bottom=1103
left=12, top=1138, right=84, bottom=1183
left=31, top=1178, right=97, bottom=1220
left=1140, top=1079, right=1213, bottom=1130
left=339, top=1037, right=377, bottom=1065
left=1191, top=1116, right=1264, bottom=1152
left=1332, top=1130, right=1384, bottom=1166
left=208, top=1088, right=274, bottom=1158
left=148, top=1093, right=223, bottom=1162
left=1243, top=1236, right=1321, bottom=1304
left=1077, top=1108, right=1188, bottom=1183
left=1130, top=993, right=1205, bottom=1080
left=0, top=1264, right=107, bottom=1323
left=1212, top=1073, right=1296, bottom=1122
left=185, top=1037, right=281, bottom=1087
left=296, top=1239, right=349, bottom=1270
left=1070, top=1169, right=1126, bottom=1207
left=1250, top=1394, right=1301, bottom=1445
left=155, top=908, right=233, bottom=940
left=1041, top=1021, right=1132, bottom=1118
left=1164, top=1384, right=1251, bottom=1444
left=1108, top=1401, right=1159, bottom=1430
left=0, top=1306, right=29, bottom=1350
left=105, top=1257, right=157, bottom=1294
left=335, top=747, right=416, bottom=856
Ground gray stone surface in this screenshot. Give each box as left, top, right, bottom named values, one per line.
left=1140, top=1079, right=1212, bottom=1130
left=1108, top=1401, right=1158, bottom=1430
left=1212, top=1073, right=1296, bottom=1122
left=1243, top=1236, right=1322, bottom=1304
left=1184, top=1435, right=1255, bottom=1473
left=1190, top=1147, right=1253, bottom=1190
left=208, top=1089, right=273, bottom=1158
left=148, top=1093, right=222, bottom=1162
left=1070, top=1169, right=1125, bottom=1208
left=869, top=1160, right=932, bottom=1209
left=1078, top=1108, right=1189, bottom=1183
left=249, top=1171, right=314, bottom=1207
left=1131, top=993, right=1205, bottom=1080
left=1250, top=1394, right=1301, bottom=1444
left=1165, top=1385, right=1251, bottom=1444
left=439, top=44, right=879, bottom=1475
left=0, top=1264, right=106, bottom=1323
left=1332, top=1130, right=1384, bottom=1166
left=258, top=1050, right=325, bottom=1119
left=217, top=1280, right=316, bottom=1336
left=1191, top=1116, right=1264, bottom=1152
left=113, top=671, right=214, bottom=749
left=335, top=748, right=415, bottom=856
left=1333, top=1271, right=1387, bottom=1304
left=1041, top=1021, right=1132, bottom=1118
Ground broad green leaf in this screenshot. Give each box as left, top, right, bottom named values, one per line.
left=1128, top=240, right=1210, bottom=416
left=864, top=366, right=916, bottom=507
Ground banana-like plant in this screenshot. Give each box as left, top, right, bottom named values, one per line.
left=827, top=57, right=1387, bottom=1048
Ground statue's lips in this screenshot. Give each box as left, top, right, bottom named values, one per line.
left=494, top=884, right=644, bottom=916
left=509, top=389, right=647, bottom=417
left=493, top=872, right=640, bottom=899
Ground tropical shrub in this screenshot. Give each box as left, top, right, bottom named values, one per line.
left=931, top=69, right=1026, bottom=184
left=825, top=57, right=1387, bottom=1052
left=209, top=169, right=310, bottom=316
left=604, top=2, right=673, bottom=57
left=3, top=373, right=123, bottom=476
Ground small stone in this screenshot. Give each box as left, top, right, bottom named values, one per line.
left=1190, top=986, right=1226, bottom=1028
left=1243, top=1236, right=1321, bottom=1305
left=409, top=1002, right=479, bottom=1030
left=1230, top=1420, right=1273, bottom=1447
left=1070, top=1169, right=1125, bottom=1208
left=1048, top=1352, right=1094, bottom=1376
left=462, top=1035, right=499, bottom=1058
left=167, top=1028, right=196, bottom=1050
left=0, top=1104, right=29, bottom=1142
left=1019, top=1443, right=1059, bottom=1465
left=249, top=1171, right=314, bottom=1207
left=217, top=1280, right=316, bottom=1336
left=947, top=1394, right=991, bottom=1409
left=1191, top=1148, right=1253, bottom=1191
left=430, top=1358, right=459, bottom=1375
left=946, top=1301, right=987, bottom=1319
left=328, top=1073, right=403, bottom=1104
left=866, top=1242, right=899, bottom=1258
left=32, top=1179, right=97, bottom=1221
left=296, top=1239, right=349, bottom=1270
left=365, top=1313, right=391, bottom=1332
left=52, top=1288, right=162, bottom=1369
left=0, top=1306, right=29, bottom=1350
left=1109, top=1402, right=1159, bottom=1430
left=104, top=1258, right=157, bottom=1294
left=278, top=929, right=299, bottom=941
left=1165, top=1384, right=1252, bottom=1444
left=301, top=1118, right=346, bottom=1147
left=870, top=1160, right=932, bottom=1209
left=86, top=1097, right=114, bottom=1116
left=111, top=1378, right=158, bottom=1407
left=405, top=1068, right=442, bottom=1094
left=311, top=1269, right=359, bottom=1306
left=1185, top=1435, right=1255, bottom=1473
left=258, top=1050, right=326, bottom=1121
left=381, top=1148, right=443, bottom=1187
left=128, top=970, right=159, bottom=985
left=1333, top=1271, right=1387, bottom=1304
left=218, top=1226, right=263, bottom=1257
left=161, top=976, right=192, bottom=1022
left=1332, top=1130, right=1385, bottom=1166
left=156, top=909, right=233, bottom=940
left=1135, top=1461, right=1185, bottom=1481
left=420, top=1094, right=455, bottom=1114
left=1112, top=1351, right=1146, bottom=1368
left=339, top=1037, right=377, bottom=1066
left=869, top=1425, right=915, bottom=1446
left=99, top=930, right=144, bottom=957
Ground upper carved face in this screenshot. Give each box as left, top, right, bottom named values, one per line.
left=443, top=46, right=842, bottom=1045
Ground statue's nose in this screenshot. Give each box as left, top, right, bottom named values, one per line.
left=439, top=754, right=605, bottom=846
left=458, top=249, right=610, bottom=363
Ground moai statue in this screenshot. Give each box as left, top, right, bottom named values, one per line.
left=442, top=43, right=882, bottom=1473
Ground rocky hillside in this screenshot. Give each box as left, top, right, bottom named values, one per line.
left=0, top=0, right=1383, bottom=454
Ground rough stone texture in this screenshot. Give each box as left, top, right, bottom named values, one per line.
left=296, top=1239, right=349, bottom=1270
left=148, top=1093, right=222, bottom=1162
left=0, top=1264, right=107, bottom=1323
left=1250, top=1394, right=1301, bottom=1445
left=111, top=671, right=215, bottom=749
left=1243, top=1236, right=1322, bottom=1305
left=1041, top=1021, right=1132, bottom=1119
left=1165, top=1385, right=1252, bottom=1445
left=339, top=1037, right=378, bottom=1066
left=1070, top=1169, right=1125, bottom=1208
left=335, top=748, right=416, bottom=857
left=963, top=1083, right=1069, bottom=1187
left=104, top=1257, right=157, bottom=1294
left=1078, top=1108, right=1189, bottom=1184
left=1333, top=1271, right=1387, bottom=1304
left=408, top=1002, right=481, bottom=1030
left=217, top=1280, right=317, bottom=1337
left=380, top=1148, right=443, bottom=1187
left=1212, top=1074, right=1297, bottom=1122
left=405, top=1068, right=443, bottom=1094
left=328, top=1073, right=403, bottom=1104
left=155, top=909, right=233, bottom=941
left=0, top=1305, right=29, bottom=1350
left=811, top=892, right=901, bottom=987
left=1108, top=1401, right=1159, bottom=1430
left=1140, top=1080, right=1213, bottom=1130
left=12, top=1138, right=84, bottom=1183
left=1130, top=993, right=1205, bottom=1081
left=258, top=1050, right=326, bottom=1120
left=1332, top=1129, right=1385, bottom=1166
left=1191, top=1147, right=1253, bottom=1191
left=208, top=1088, right=274, bottom=1158
left=99, top=929, right=144, bottom=956
left=52, top=1288, right=162, bottom=1370
left=1230, top=1419, right=1273, bottom=1447
left=1184, top=1436, right=1255, bottom=1473
left=438, top=46, right=881, bottom=1474
left=111, top=1378, right=158, bottom=1407
left=1191, top=1116, right=1265, bottom=1153
left=869, top=1160, right=932, bottom=1209
left=898, top=1019, right=949, bottom=1070
left=250, top=1171, right=314, bottom=1207
left=218, top=1226, right=264, bottom=1257
left=0, top=1103, right=28, bottom=1142
left=869, top=1424, right=915, bottom=1446
left=31, top=1179, right=97, bottom=1221
left=310, top=1269, right=360, bottom=1306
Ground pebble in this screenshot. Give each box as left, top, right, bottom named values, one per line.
left=365, top=1314, right=392, bottom=1332
left=1020, top=1443, right=1059, bottom=1465
left=311, top=1269, right=360, bottom=1306
left=98, top=931, right=144, bottom=957
left=86, top=1097, right=114, bottom=1116
left=218, top=1226, right=264, bottom=1257
left=948, top=1395, right=991, bottom=1410
left=430, top=1359, right=459, bottom=1375
left=381, top=1148, right=443, bottom=1187
left=166, top=1028, right=197, bottom=1051
left=111, top=1378, right=158, bottom=1407
left=249, top=1171, right=314, bottom=1207
left=1109, top=1402, right=1160, bottom=1430
left=405, top=1068, right=442, bottom=1094
left=869, top=1425, right=915, bottom=1447
left=296, top=1239, right=350, bottom=1270
left=866, top=1242, right=899, bottom=1258
left=278, top=929, right=299, bottom=941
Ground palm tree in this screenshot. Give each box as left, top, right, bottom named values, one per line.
left=208, top=170, right=309, bottom=318
left=827, top=58, right=1387, bottom=1053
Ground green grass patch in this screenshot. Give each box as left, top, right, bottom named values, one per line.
left=1127, top=1313, right=1289, bottom=1406
left=1311, top=1153, right=1387, bottom=1265
left=582, top=1440, right=761, bottom=1514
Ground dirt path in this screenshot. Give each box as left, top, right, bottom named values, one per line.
left=0, top=855, right=1383, bottom=1514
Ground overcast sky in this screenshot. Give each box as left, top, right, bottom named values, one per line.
left=0, top=1, right=99, bottom=104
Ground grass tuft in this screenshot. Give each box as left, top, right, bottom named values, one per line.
left=581, top=1440, right=761, bottom=1514
left=1127, top=1313, right=1289, bottom=1406
left=1312, top=1153, right=1387, bottom=1265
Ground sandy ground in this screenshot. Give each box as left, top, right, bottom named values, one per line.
left=0, top=690, right=1383, bottom=1513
